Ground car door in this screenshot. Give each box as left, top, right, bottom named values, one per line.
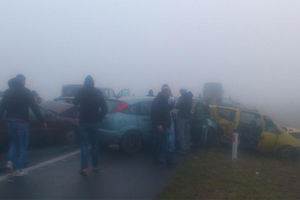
left=258, top=116, right=280, bottom=152
left=29, top=108, right=45, bottom=147
left=237, top=111, right=263, bottom=149
left=43, top=110, right=63, bottom=145
left=137, top=101, right=153, bottom=140
left=29, top=108, right=59, bottom=146
left=214, top=107, right=239, bottom=142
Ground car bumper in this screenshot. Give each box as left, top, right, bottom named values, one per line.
left=98, top=128, right=122, bottom=144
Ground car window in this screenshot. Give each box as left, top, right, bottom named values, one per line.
left=217, top=108, right=236, bottom=122
left=139, top=101, right=152, bottom=115
left=291, top=132, right=300, bottom=139
left=240, top=112, right=262, bottom=127
left=263, top=116, right=280, bottom=134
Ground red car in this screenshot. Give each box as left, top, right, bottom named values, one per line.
left=0, top=101, right=78, bottom=151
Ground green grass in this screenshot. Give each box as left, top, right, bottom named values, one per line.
left=160, top=148, right=300, bottom=200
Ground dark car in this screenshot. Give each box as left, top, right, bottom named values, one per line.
left=0, top=102, right=78, bottom=151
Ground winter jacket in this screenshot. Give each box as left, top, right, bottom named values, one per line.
left=73, top=86, right=107, bottom=124
left=151, top=92, right=171, bottom=128
left=0, top=83, right=44, bottom=123
left=176, top=92, right=192, bottom=119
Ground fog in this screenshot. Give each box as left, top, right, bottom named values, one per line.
left=0, top=0, right=300, bottom=127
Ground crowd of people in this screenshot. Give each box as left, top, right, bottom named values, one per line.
left=0, top=74, right=195, bottom=176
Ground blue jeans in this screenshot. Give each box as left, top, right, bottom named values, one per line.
left=152, top=126, right=172, bottom=164
left=7, top=122, right=29, bottom=170
left=79, top=123, right=99, bottom=169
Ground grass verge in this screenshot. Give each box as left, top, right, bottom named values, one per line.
left=160, top=147, right=300, bottom=199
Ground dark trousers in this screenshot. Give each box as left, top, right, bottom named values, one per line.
left=152, top=126, right=172, bottom=164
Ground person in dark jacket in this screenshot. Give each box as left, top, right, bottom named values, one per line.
left=176, top=88, right=193, bottom=154
left=0, top=75, right=46, bottom=176
left=151, top=85, right=173, bottom=166
left=73, top=75, right=107, bottom=175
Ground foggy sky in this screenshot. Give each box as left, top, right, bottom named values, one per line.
left=1, top=0, right=300, bottom=127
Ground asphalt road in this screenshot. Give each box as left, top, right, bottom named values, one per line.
left=0, top=146, right=176, bottom=199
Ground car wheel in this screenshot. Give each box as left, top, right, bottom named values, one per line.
left=120, top=131, right=142, bottom=154
left=277, top=146, right=298, bottom=160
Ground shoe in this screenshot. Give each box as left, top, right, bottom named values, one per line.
left=79, top=168, right=88, bottom=175
left=6, top=161, right=13, bottom=170
left=14, top=170, right=27, bottom=177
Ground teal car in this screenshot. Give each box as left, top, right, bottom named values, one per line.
left=99, top=97, right=154, bottom=153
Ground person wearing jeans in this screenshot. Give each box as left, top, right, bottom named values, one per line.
left=79, top=124, right=99, bottom=170
left=74, top=75, right=107, bottom=175
left=7, top=122, right=29, bottom=171
left=0, top=75, right=46, bottom=176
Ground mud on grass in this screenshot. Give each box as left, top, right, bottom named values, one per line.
left=160, top=148, right=300, bottom=199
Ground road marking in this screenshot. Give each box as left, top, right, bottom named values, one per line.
left=0, top=150, right=80, bottom=182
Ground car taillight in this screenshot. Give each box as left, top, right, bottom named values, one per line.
left=112, top=102, right=129, bottom=113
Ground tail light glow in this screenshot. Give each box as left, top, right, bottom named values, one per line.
left=112, top=102, right=129, bottom=113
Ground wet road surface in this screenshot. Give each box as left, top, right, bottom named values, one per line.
left=0, top=146, right=176, bottom=199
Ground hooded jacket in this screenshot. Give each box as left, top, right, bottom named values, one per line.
left=0, top=79, right=44, bottom=123
left=73, top=76, right=107, bottom=124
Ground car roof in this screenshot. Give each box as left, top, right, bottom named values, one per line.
left=107, top=96, right=154, bottom=104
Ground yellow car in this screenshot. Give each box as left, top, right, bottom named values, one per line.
left=209, top=105, right=300, bottom=158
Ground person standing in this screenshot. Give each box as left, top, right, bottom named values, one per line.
left=147, top=89, right=154, bottom=97
left=0, top=75, right=46, bottom=176
left=74, top=75, right=107, bottom=175
left=151, top=85, right=173, bottom=166
left=176, top=88, right=193, bottom=154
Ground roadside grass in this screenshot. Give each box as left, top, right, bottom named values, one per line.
left=160, top=147, right=300, bottom=200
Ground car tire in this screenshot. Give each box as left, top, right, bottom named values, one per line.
left=277, top=146, right=298, bottom=160
left=120, top=131, right=142, bottom=154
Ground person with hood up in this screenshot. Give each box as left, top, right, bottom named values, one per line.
left=74, top=75, right=107, bottom=175
left=0, top=75, right=46, bottom=176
